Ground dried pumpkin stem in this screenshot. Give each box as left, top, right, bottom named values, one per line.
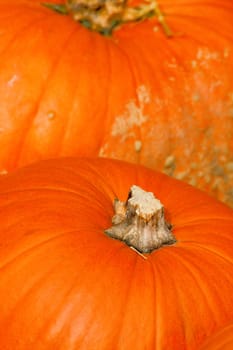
left=105, top=185, right=176, bottom=253
left=42, top=0, right=172, bottom=36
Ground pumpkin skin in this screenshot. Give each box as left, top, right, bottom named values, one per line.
left=200, top=323, right=233, bottom=349
left=0, top=157, right=233, bottom=349
left=0, top=1, right=233, bottom=206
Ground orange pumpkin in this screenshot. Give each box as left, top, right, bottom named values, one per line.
left=0, top=157, right=233, bottom=349
left=200, top=322, right=233, bottom=349
left=0, top=0, right=233, bottom=206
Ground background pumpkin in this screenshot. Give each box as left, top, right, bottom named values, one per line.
left=0, top=0, right=233, bottom=206
left=0, top=157, right=233, bottom=349
left=200, top=322, right=233, bottom=349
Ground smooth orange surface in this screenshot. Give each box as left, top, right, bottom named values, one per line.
left=0, top=157, right=233, bottom=349
left=0, top=1, right=232, bottom=206
left=200, top=323, right=233, bottom=349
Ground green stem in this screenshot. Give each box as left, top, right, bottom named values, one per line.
left=42, top=3, right=68, bottom=15
left=42, top=0, right=173, bottom=37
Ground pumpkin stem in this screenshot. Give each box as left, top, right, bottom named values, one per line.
left=105, top=185, right=176, bottom=253
left=42, top=0, right=172, bottom=36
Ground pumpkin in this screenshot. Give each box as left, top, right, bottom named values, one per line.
left=0, top=0, right=233, bottom=208
left=200, top=322, right=233, bottom=349
left=0, top=157, right=233, bottom=349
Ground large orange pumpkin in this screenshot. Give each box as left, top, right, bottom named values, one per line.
left=0, top=0, right=233, bottom=206
left=200, top=322, right=233, bottom=349
left=0, top=157, right=233, bottom=349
